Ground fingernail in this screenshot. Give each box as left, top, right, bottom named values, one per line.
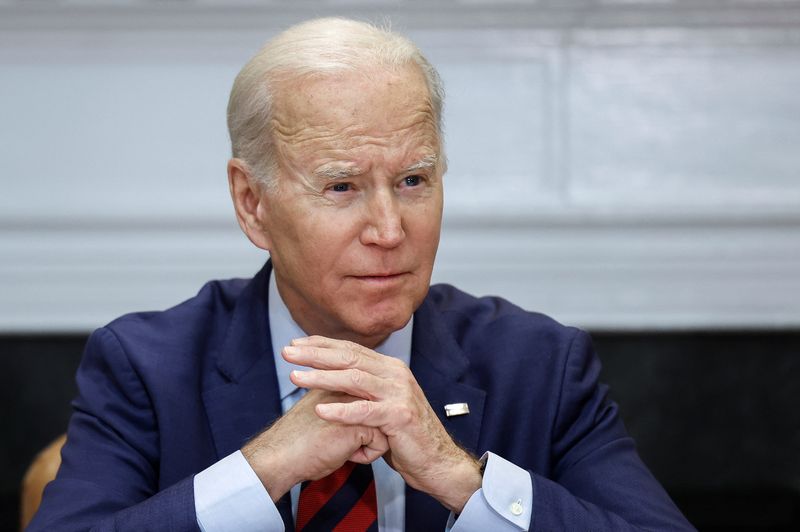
left=291, top=337, right=309, bottom=345
left=282, top=346, right=297, bottom=357
left=317, top=404, right=331, bottom=415
left=291, top=370, right=306, bottom=381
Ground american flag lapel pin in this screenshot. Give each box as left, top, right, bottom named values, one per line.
left=444, top=402, right=470, bottom=417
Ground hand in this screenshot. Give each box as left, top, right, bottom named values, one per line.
left=242, top=388, right=389, bottom=502
left=283, top=336, right=482, bottom=513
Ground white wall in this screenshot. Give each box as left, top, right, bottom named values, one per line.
left=1, top=1, right=799, bottom=332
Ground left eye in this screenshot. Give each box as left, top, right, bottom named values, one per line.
left=404, top=175, right=422, bottom=187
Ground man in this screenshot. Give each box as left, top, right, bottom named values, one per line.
left=30, top=17, right=694, bottom=531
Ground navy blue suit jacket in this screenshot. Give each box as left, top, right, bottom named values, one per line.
left=30, top=262, right=693, bottom=531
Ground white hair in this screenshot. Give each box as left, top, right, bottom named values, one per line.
left=226, top=17, right=445, bottom=189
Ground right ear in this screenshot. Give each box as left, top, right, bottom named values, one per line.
left=228, top=158, right=273, bottom=251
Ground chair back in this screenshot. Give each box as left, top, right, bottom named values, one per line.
left=20, top=434, right=66, bottom=531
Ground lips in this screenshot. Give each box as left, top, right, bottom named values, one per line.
left=350, top=272, right=408, bottom=281
left=356, top=273, right=404, bottom=278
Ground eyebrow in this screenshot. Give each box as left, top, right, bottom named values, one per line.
left=403, top=154, right=438, bottom=173
left=312, top=154, right=439, bottom=182
left=314, top=166, right=363, bottom=181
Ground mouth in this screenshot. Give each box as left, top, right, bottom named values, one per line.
left=350, top=272, right=409, bottom=283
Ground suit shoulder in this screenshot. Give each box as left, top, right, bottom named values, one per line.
left=106, top=277, right=248, bottom=332
left=427, top=283, right=575, bottom=333
left=426, top=283, right=583, bottom=356
left=96, top=277, right=251, bottom=367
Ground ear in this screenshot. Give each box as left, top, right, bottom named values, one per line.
left=228, top=158, right=273, bottom=251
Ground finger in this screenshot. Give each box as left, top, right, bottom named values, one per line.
left=292, top=335, right=360, bottom=350
left=349, top=445, right=386, bottom=464
left=348, top=430, right=389, bottom=464
left=292, top=336, right=402, bottom=371
left=315, top=400, right=400, bottom=429
left=282, top=344, right=397, bottom=377
left=291, top=368, right=387, bottom=400
left=348, top=450, right=370, bottom=464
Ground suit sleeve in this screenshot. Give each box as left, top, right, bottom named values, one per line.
left=27, top=327, right=201, bottom=532
left=525, top=329, right=695, bottom=531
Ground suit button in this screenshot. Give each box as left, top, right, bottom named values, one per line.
left=510, top=499, right=523, bottom=516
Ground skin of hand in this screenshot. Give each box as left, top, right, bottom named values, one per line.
left=241, top=388, right=389, bottom=502
left=283, top=335, right=483, bottom=514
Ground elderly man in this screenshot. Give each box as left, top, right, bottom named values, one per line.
left=31, top=17, right=693, bottom=532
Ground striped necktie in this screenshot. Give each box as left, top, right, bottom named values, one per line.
left=296, top=461, right=378, bottom=532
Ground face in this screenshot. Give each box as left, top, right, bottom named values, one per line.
left=243, top=65, right=443, bottom=347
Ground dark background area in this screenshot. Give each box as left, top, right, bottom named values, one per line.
left=2, top=332, right=799, bottom=531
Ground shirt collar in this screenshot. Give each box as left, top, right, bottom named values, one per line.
left=268, top=269, right=413, bottom=401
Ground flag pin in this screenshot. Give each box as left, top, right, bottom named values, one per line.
left=444, top=403, right=470, bottom=417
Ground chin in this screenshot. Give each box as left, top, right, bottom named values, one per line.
left=360, top=313, right=410, bottom=336
left=335, top=284, right=428, bottom=344
left=345, top=305, right=413, bottom=345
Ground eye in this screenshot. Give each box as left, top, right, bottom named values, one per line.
left=330, top=182, right=351, bottom=193
left=404, top=175, right=422, bottom=187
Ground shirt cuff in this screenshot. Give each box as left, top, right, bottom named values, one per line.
left=194, top=450, right=285, bottom=532
left=447, top=452, right=533, bottom=531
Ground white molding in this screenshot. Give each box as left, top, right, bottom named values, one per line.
left=2, top=219, right=799, bottom=333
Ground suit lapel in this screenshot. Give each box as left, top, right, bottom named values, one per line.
left=201, top=261, right=283, bottom=460
left=201, top=357, right=283, bottom=458
left=405, top=295, right=487, bottom=530
left=202, top=262, right=295, bottom=530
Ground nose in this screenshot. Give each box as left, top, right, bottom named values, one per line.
left=360, top=188, right=405, bottom=248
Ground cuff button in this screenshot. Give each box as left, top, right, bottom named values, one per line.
left=510, top=499, right=523, bottom=516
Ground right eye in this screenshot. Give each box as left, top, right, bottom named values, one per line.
left=330, top=183, right=351, bottom=193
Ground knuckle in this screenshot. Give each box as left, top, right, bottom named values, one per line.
left=348, top=368, right=363, bottom=386
left=340, top=401, right=355, bottom=418
left=390, top=357, right=408, bottom=369
left=351, top=341, right=375, bottom=358
left=342, top=339, right=359, bottom=351
left=338, top=348, right=359, bottom=368
left=356, top=400, right=373, bottom=419
left=355, top=426, right=375, bottom=446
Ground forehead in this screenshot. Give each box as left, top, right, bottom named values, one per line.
left=269, top=65, right=439, bottom=163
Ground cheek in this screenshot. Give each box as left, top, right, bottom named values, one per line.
left=288, top=212, right=361, bottom=266
left=408, top=201, right=442, bottom=254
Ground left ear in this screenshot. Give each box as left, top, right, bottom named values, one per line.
left=227, top=158, right=274, bottom=251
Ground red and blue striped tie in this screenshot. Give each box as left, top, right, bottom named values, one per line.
left=296, top=461, right=378, bottom=532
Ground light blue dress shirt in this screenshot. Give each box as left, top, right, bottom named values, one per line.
left=194, top=271, right=533, bottom=531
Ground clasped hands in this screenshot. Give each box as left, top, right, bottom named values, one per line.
left=242, top=335, right=481, bottom=513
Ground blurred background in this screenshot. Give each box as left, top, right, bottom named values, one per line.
left=1, top=0, right=799, bottom=530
